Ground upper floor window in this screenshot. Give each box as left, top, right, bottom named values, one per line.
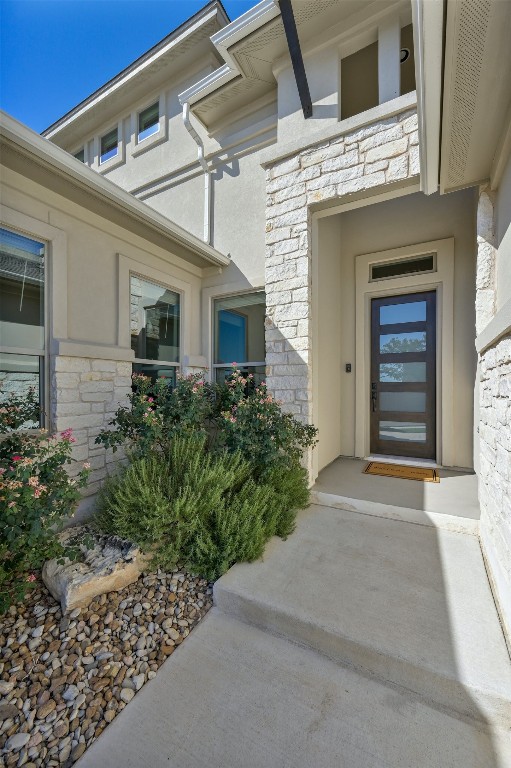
left=0, top=227, right=46, bottom=428
left=130, top=275, right=180, bottom=386
left=213, top=291, right=266, bottom=386
left=100, top=127, right=118, bottom=164
left=138, top=102, right=160, bottom=143
left=74, top=148, right=85, bottom=163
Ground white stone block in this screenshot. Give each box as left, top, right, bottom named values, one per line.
left=92, top=360, right=117, bottom=372
left=54, top=357, right=91, bottom=373
left=55, top=402, right=92, bottom=417
left=338, top=171, right=386, bottom=196
left=271, top=156, right=300, bottom=178
left=386, top=154, right=409, bottom=182
left=409, top=145, right=420, bottom=175
left=359, top=125, right=403, bottom=152
left=365, top=138, right=408, bottom=163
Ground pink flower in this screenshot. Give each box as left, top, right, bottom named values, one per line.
left=83, top=462, right=91, bottom=470
left=28, top=476, right=39, bottom=487
left=12, top=455, right=22, bottom=462
left=60, top=428, right=76, bottom=443
left=147, top=397, right=154, bottom=403
left=26, top=573, right=37, bottom=583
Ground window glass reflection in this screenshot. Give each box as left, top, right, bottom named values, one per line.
left=130, top=276, right=180, bottom=363
left=380, top=301, right=426, bottom=325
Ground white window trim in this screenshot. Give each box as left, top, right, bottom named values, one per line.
left=132, top=92, right=167, bottom=157
left=205, top=286, right=267, bottom=383
left=97, top=120, right=125, bottom=172
left=354, top=237, right=455, bottom=467
left=0, top=209, right=68, bottom=430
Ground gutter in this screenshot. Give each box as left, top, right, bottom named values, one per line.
left=0, top=111, right=229, bottom=269
left=182, top=102, right=212, bottom=245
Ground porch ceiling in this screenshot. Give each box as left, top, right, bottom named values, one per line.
left=440, top=0, right=511, bottom=193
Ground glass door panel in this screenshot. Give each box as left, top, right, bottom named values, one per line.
left=370, top=291, right=436, bottom=460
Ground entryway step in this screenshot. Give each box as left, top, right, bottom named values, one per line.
left=310, top=489, right=479, bottom=534
left=76, top=610, right=511, bottom=768
left=214, top=505, right=511, bottom=730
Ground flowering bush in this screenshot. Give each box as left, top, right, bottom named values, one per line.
left=0, top=392, right=90, bottom=612
left=94, top=366, right=318, bottom=579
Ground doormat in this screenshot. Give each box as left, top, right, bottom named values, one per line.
left=363, top=461, right=440, bottom=483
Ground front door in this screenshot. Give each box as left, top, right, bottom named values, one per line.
left=370, top=291, right=436, bottom=460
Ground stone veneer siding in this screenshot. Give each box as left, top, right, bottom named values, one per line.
left=475, top=185, right=511, bottom=640
left=52, top=356, right=131, bottom=496
left=264, top=109, right=419, bottom=455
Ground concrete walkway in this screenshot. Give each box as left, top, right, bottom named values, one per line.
left=78, top=503, right=511, bottom=768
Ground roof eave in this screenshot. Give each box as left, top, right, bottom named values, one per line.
left=1, top=112, right=230, bottom=270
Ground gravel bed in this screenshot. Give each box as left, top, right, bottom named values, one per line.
left=0, top=570, right=213, bottom=767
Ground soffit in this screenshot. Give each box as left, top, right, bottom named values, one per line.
left=192, top=0, right=376, bottom=128
left=44, top=11, right=225, bottom=149
left=440, top=0, right=511, bottom=193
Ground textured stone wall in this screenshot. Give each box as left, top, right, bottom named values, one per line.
left=475, top=184, right=511, bottom=639
left=264, top=109, right=419, bottom=438
left=52, top=357, right=131, bottom=496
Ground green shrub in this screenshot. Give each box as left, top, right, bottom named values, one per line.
left=94, top=368, right=318, bottom=581
left=95, top=431, right=311, bottom=581
left=0, top=391, right=90, bottom=612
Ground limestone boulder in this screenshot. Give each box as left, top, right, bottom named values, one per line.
left=42, top=526, right=149, bottom=613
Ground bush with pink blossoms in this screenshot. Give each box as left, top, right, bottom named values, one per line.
left=0, top=390, right=90, bottom=612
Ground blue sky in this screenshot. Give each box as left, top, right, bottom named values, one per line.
left=0, top=0, right=255, bottom=133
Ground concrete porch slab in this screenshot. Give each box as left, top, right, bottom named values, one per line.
left=77, top=610, right=511, bottom=768
left=215, top=504, right=511, bottom=728
left=311, top=457, right=480, bottom=534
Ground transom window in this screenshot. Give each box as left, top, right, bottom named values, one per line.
left=138, top=102, right=160, bottom=143
left=213, top=292, right=266, bottom=385
left=130, top=275, right=180, bottom=386
left=0, top=227, right=46, bottom=428
left=100, top=127, right=118, bottom=164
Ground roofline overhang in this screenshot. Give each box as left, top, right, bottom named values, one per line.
left=1, top=112, right=230, bottom=269
left=412, top=0, right=445, bottom=196
left=42, top=1, right=230, bottom=141
left=179, top=0, right=281, bottom=106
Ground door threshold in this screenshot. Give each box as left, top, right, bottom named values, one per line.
left=366, top=454, right=440, bottom=469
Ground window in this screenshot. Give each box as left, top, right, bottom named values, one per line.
left=341, top=41, right=378, bottom=120
left=74, top=148, right=85, bottom=163
left=213, top=292, right=266, bottom=385
left=138, top=102, right=160, bottom=143
left=100, top=127, right=118, bottom=164
left=0, top=227, right=46, bottom=428
left=130, top=275, right=180, bottom=385
left=370, top=254, right=435, bottom=282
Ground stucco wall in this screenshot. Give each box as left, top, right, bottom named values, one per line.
left=1, top=166, right=204, bottom=493
left=332, top=188, right=477, bottom=470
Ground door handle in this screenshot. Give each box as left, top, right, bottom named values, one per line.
left=371, top=382, right=377, bottom=412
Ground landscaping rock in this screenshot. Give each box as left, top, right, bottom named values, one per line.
left=42, top=526, right=150, bottom=613
left=0, top=569, right=213, bottom=766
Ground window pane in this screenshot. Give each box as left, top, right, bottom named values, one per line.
left=371, top=254, right=433, bottom=281
left=132, top=363, right=176, bottom=387
left=215, top=365, right=265, bottom=387
left=214, top=292, right=265, bottom=365
left=380, top=421, right=426, bottom=443
left=380, top=331, right=426, bottom=353
left=74, top=148, right=85, bottom=162
left=100, top=128, right=118, bottom=163
left=380, top=301, right=426, bottom=325
left=380, top=362, right=426, bottom=382
left=138, top=102, right=159, bottom=142
left=130, top=276, right=180, bottom=362
left=0, top=352, right=42, bottom=428
left=379, top=392, right=426, bottom=413
left=0, top=228, right=45, bottom=350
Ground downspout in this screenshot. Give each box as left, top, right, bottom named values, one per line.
left=182, top=102, right=212, bottom=245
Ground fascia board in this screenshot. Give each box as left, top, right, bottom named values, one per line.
left=1, top=112, right=229, bottom=268
left=43, top=5, right=223, bottom=140
left=179, top=0, right=280, bottom=106
left=412, top=0, right=444, bottom=196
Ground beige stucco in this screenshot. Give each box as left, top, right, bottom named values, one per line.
left=314, top=188, right=477, bottom=472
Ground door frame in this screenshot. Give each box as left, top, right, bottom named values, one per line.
left=355, top=238, right=455, bottom=466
